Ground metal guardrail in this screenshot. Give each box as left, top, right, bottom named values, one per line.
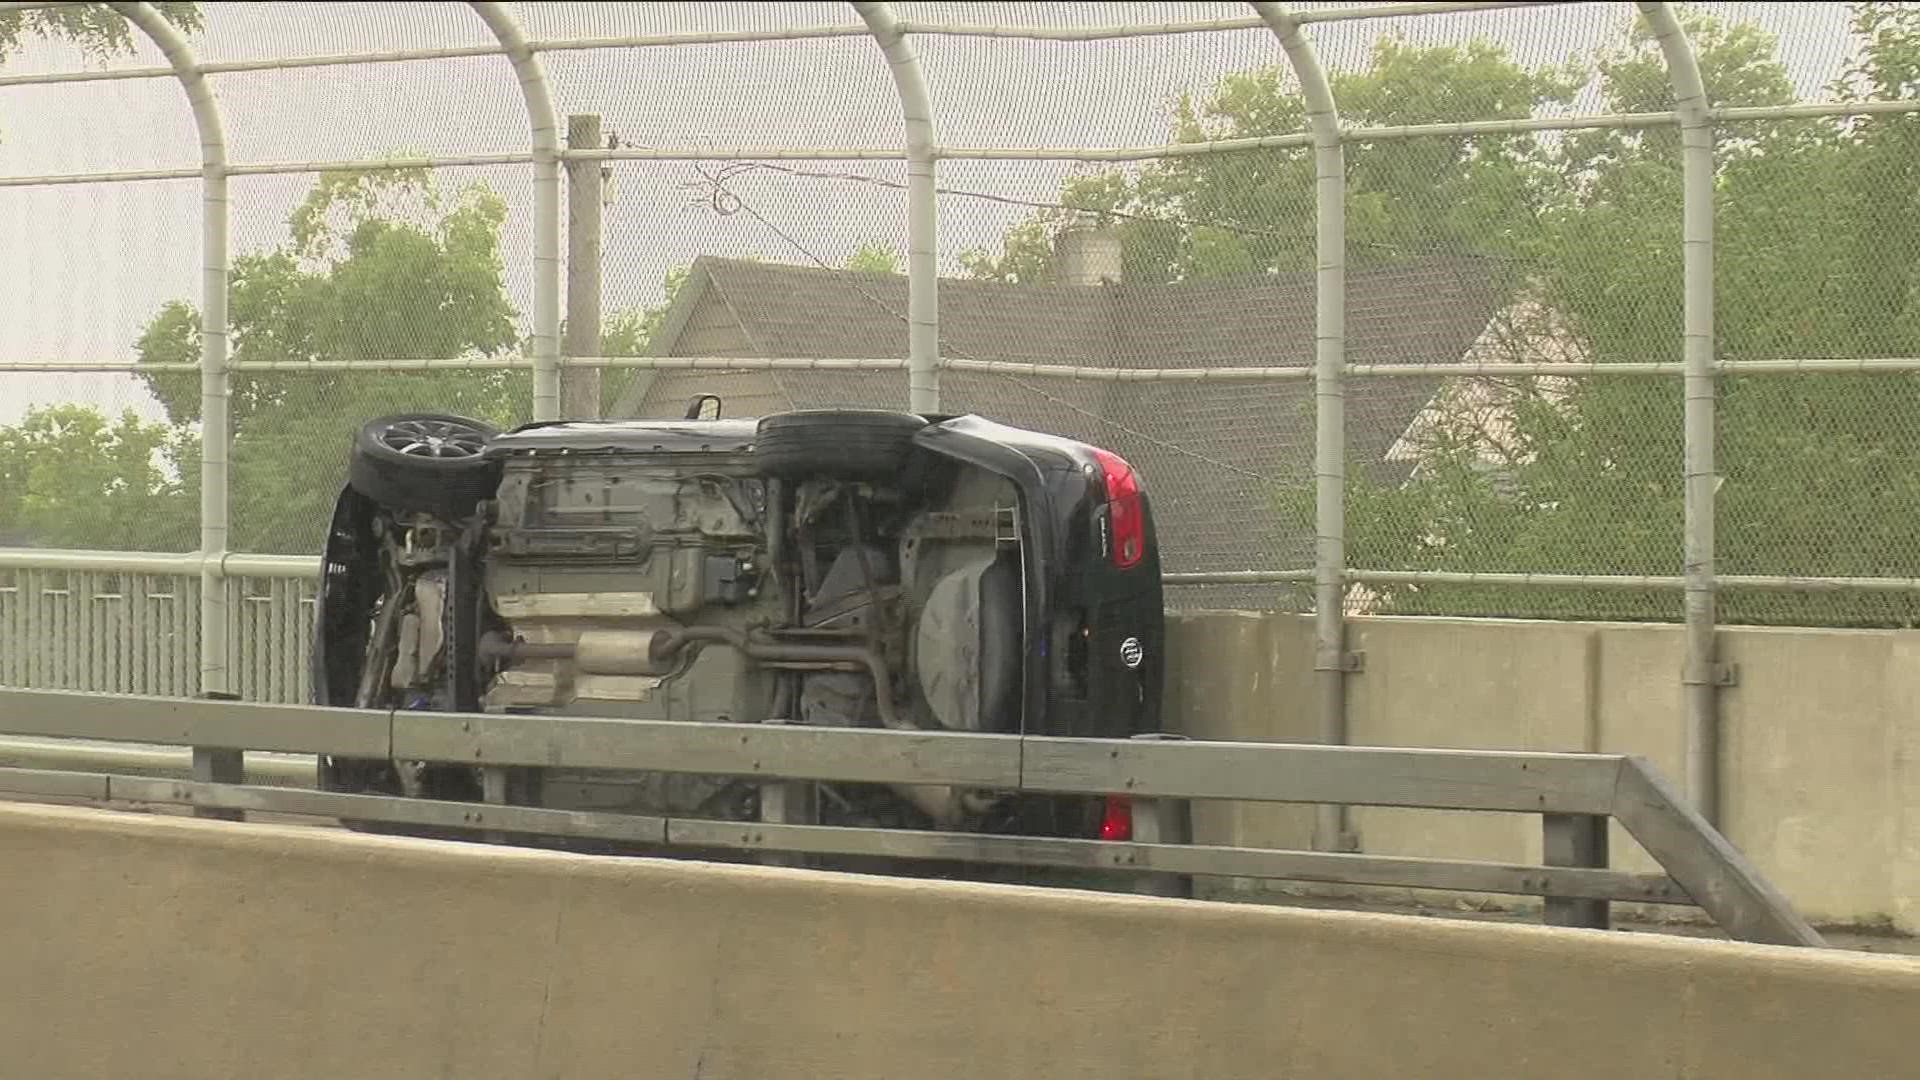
left=0, top=736, right=314, bottom=787
left=0, top=686, right=1824, bottom=948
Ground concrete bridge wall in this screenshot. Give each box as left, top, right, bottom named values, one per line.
left=1166, top=613, right=1920, bottom=932
left=1, top=802, right=1914, bottom=1080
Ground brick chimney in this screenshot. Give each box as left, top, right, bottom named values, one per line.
left=1052, top=218, right=1122, bottom=286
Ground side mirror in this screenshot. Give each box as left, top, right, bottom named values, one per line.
left=684, top=394, right=723, bottom=421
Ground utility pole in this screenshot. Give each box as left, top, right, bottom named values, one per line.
left=562, top=113, right=604, bottom=419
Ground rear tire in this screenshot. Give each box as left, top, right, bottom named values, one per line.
left=754, top=410, right=926, bottom=480
left=347, top=413, right=501, bottom=520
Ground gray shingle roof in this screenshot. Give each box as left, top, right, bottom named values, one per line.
left=635, top=255, right=1505, bottom=607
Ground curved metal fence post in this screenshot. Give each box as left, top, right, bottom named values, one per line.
left=1249, top=2, right=1352, bottom=852
left=107, top=2, right=230, bottom=698
left=1638, top=2, right=1719, bottom=823
left=469, top=1, right=562, bottom=422
left=850, top=1, right=939, bottom=413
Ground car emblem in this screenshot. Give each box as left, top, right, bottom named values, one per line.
left=1119, top=636, right=1144, bottom=669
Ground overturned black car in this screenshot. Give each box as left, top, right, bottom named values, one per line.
left=312, top=405, right=1164, bottom=846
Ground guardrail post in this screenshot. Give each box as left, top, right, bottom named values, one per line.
left=756, top=716, right=814, bottom=868
left=191, top=691, right=243, bottom=821
left=1542, top=812, right=1609, bottom=930
left=478, top=765, right=535, bottom=844
left=1610, top=757, right=1823, bottom=947
left=1127, top=733, right=1194, bottom=898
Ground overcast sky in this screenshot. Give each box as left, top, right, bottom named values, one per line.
left=0, top=2, right=1864, bottom=425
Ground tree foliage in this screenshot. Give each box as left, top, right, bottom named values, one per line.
left=130, top=169, right=530, bottom=553
left=844, top=243, right=902, bottom=275
left=0, top=154, right=907, bottom=555
left=0, top=406, right=192, bottom=550
left=961, top=4, right=1920, bottom=626
left=960, top=35, right=1581, bottom=284
left=0, top=2, right=200, bottom=62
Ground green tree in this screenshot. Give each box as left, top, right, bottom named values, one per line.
left=134, top=169, right=529, bottom=553
left=1325, top=13, right=1824, bottom=622
left=1357, top=5, right=1920, bottom=626
left=0, top=406, right=193, bottom=550
left=960, top=34, right=1582, bottom=285
left=0, top=164, right=719, bottom=555
left=962, top=4, right=1920, bottom=627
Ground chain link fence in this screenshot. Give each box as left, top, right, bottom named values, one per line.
left=4, top=1, right=1920, bottom=701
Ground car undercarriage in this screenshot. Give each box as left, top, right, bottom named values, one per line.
left=312, top=406, right=1164, bottom=847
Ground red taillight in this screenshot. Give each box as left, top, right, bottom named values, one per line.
left=1098, top=794, right=1133, bottom=841
left=1091, top=448, right=1145, bottom=570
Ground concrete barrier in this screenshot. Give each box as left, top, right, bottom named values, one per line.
left=1164, top=612, right=1920, bottom=933
left=1, top=802, right=1914, bottom=1079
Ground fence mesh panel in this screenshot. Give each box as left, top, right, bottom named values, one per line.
left=2, top=14, right=202, bottom=550
left=2, top=1, right=1918, bottom=625
left=1713, top=103, right=1920, bottom=625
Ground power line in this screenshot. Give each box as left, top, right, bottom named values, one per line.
left=617, top=137, right=1299, bottom=242
left=679, top=161, right=1279, bottom=484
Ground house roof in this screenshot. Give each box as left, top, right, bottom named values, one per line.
left=625, top=255, right=1505, bottom=606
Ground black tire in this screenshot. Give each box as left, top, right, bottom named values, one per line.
left=347, top=413, right=502, bottom=520
left=754, top=409, right=926, bottom=480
